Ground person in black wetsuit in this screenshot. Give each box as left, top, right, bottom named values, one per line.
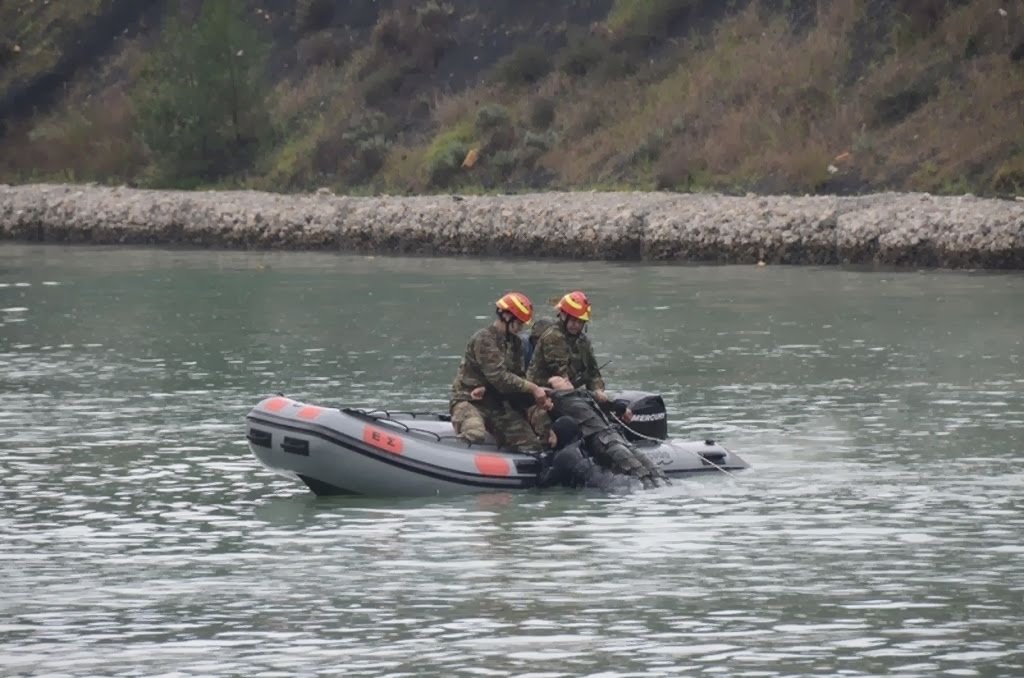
left=546, top=386, right=670, bottom=489
left=538, top=416, right=639, bottom=492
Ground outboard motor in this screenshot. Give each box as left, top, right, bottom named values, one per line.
left=611, top=390, right=668, bottom=442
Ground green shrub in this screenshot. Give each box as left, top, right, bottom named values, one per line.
left=529, top=97, right=556, bottom=130
left=631, top=129, right=666, bottom=165
left=992, top=155, right=1024, bottom=195
left=490, top=149, right=519, bottom=178
left=313, top=111, right=393, bottom=183
left=296, top=30, right=351, bottom=68
left=495, top=45, right=552, bottom=86
left=361, top=64, right=405, bottom=107
left=523, top=130, right=556, bottom=152
left=871, top=78, right=939, bottom=126
left=599, top=52, right=636, bottom=79
left=607, top=0, right=695, bottom=49
left=474, top=104, right=516, bottom=151
left=0, top=37, right=14, bottom=68
left=350, top=136, right=388, bottom=180
left=371, top=10, right=403, bottom=51
left=415, top=1, right=455, bottom=31
left=659, top=154, right=708, bottom=193
left=370, top=4, right=455, bottom=72
left=574, top=107, right=606, bottom=136
left=424, top=125, right=474, bottom=187
left=476, top=104, right=511, bottom=131
left=296, top=0, right=335, bottom=32
left=558, top=30, right=606, bottom=77
left=132, top=0, right=272, bottom=186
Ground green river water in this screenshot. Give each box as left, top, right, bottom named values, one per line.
left=1, top=244, right=1022, bottom=676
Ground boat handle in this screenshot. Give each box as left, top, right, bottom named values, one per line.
left=247, top=429, right=272, bottom=448
left=281, top=437, right=310, bottom=456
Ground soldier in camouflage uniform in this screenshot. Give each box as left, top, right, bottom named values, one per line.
left=526, top=291, right=631, bottom=438
left=448, top=292, right=551, bottom=452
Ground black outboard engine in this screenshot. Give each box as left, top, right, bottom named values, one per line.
left=611, top=390, right=668, bottom=442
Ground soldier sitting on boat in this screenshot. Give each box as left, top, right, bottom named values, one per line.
left=526, top=290, right=635, bottom=442
left=448, top=292, right=552, bottom=452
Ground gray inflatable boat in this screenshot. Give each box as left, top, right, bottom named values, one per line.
left=245, top=392, right=750, bottom=497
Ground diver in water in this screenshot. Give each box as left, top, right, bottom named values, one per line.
left=538, top=416, right=637, bottom=492
left=545, top=380, right=671, bottom=489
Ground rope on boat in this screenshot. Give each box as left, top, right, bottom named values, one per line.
left=343, top=406, right=450, bottom=442
left=610, top=413, right=742, bottom=480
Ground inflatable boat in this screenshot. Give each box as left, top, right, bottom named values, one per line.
left=245, top=391, right=750, bottom=497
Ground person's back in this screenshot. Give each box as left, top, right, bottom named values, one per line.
left=522, top=317, right=554, bottom=369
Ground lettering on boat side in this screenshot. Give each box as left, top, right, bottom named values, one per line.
left=362, top=425, right=404, bottom=455
left=474, top=454, right=511, bottom=477
left=297, top=406, right=322, bottom=420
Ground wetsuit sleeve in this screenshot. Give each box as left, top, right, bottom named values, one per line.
left=473, top=330, right=533, bottom=394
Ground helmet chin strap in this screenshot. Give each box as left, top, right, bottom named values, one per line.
left=497, top=310, right=517, bottom=335
left=560, top=312, right=584, bottom=335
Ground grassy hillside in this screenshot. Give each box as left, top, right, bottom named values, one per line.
left=1, top=0, right=1022, bottom=196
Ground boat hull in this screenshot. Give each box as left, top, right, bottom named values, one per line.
left=246, top=396, right=749, bottom=497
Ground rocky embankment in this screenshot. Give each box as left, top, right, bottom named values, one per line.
left=1, top=183, right=1022, bottom=268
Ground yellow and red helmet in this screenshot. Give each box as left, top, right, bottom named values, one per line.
left=557, top=290, right=591, bottom=321
left=495, top=292, right=534, bottom=324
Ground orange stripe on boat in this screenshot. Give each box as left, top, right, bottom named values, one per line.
left=474, top=454, right=511, bottom=477
left=297, top=406, right=322, bottom=420
left=363, top=425, right=404, bottom=455
left=265, top=397, right=289, bottom=412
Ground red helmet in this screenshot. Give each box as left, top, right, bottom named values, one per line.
left=557, top=290, right=591, bottom=321
left=495, top=292, right=534, bottom=324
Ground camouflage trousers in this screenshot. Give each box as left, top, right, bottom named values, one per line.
left=450, top=400, right=541, bottom=452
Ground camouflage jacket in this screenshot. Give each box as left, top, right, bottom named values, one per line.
left=449, top=324, right=532, bottom=407
left=526, top=321, right=606, bottom=391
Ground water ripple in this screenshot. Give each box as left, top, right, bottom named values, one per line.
left=2, top=246, right=1023, bottom=676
